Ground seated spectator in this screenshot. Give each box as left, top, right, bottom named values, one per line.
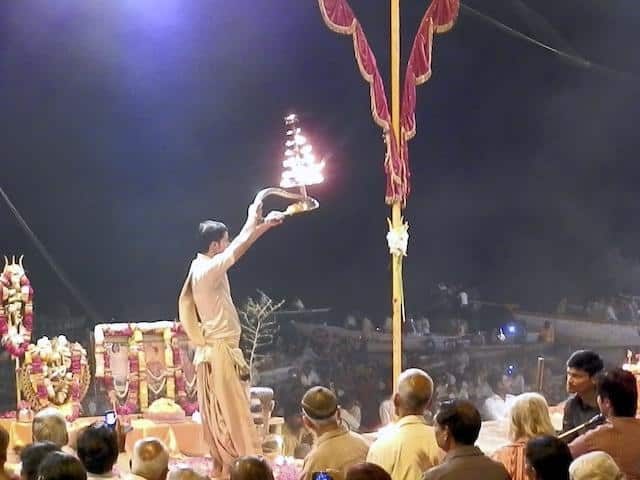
left=167, top=467, right=208, bottom=480
left=475, top=372, right=493, bottom=401
left=562, top=350, right=604, bottom=439
left=37, top=452, right=86, bottom=480
left=346, top=463, right=391, bottom=480
left=569, top=451, right=624, bottom=480
left=20, top=442, right=61, bottom=480
left=230, top=456, right=274, bottom=480
left=538, top=321, right=554, bottom=344
left=423, top=400, right=509, bottom=480
left=301, top=362, right=321, bottom=388
left=525, top=436, right=571, bottom=480
left=482, top=371, right=514, bottom=421
left=509, top=370, right=526, bottom=396
left=340, top=393, right=361, bottom=432
left=281, top=405, right=312, bottom=459
left=76, top=423, right=119, bottom=480
left=378, top=397, right=394, bottom=427
left=126, top=438, right=168, bottom=480
left=299, top=386, right=369, bottom=480
left=32, top=409, right=72, bottom=453
left=569, top=368, right=640, bottom=480
left=492, top=393, right=556, bottom=480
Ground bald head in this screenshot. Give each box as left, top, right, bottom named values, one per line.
left=131, top=438, right=169, bottom=480
left=395, top=368, right=434, bottom=415
left=167, top=467, right=209, bottom=480
left=230, top=456, right=274, bottom=480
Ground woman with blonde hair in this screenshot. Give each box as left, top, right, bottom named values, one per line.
left=492, top=392, right=556, bottom=480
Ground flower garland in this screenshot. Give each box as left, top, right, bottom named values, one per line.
left=171, top=324, right=199, bottom=415
left=95, top=322, right=198, bottom=415
left=0, top=258, right=34, bottom=358
left=19, top=336, right=90, bottom=419
left=270, top=456, right=302, bottom=480
left=96, top=325, right=141, bottom=414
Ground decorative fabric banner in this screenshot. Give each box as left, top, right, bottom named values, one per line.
left=317, top=0, right=459, bottom=206
left=402, top=0, right=459, bottom=141
left=317, top=0, right=404, bottom=205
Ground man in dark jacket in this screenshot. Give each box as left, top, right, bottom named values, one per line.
left=423, top=400, right=510, bottom=480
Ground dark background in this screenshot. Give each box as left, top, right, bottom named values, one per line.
left=1, top=0, right=639, bottom=326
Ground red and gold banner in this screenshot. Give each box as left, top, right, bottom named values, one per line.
left=317, top=0, right=459, bottom=206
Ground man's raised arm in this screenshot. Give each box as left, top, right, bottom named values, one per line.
left=224, top=200, right=284, bottom=265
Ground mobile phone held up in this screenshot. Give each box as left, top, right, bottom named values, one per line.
left=312, top=472, right=333, bottom=480
left=104, top=410, right=117, bottom=429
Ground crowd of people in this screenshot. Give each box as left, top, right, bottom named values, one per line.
left=0, top=348, right=637, bottom=480
left=260, top=317, right=569, bottom=435
left=279, top=348, right=639, bottom=480
left=0, top=409, right=207, bottom=480
left=557, top=296, right=640, bottom=324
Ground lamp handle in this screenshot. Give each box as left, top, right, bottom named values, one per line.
left=254, top=187, right=319, bottom=216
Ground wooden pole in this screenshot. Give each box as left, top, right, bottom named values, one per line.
left=390, top=0, right=403, bottom=387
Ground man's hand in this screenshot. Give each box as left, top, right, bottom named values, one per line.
left=264, top=210, right=285, bottom=226
left=247, top=200, right=264, bottom=227
left=254, top=210, right=285, bottom=236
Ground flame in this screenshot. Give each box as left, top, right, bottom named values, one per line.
left=280, top=120, right=325, bottom=189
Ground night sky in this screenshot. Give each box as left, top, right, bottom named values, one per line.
left=1, top=0, right=639, bottom=324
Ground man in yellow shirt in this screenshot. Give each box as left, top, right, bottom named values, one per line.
left=367, top=369, right=442, bottom=480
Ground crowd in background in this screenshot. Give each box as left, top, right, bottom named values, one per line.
left=258, top=313, right=568, bottom=434
left=278, top=349, right=640, bottom=480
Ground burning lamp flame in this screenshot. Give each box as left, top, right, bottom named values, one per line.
left=280, top=115, right=325, bottom=189
left=252, top=114, right=322, bottom=217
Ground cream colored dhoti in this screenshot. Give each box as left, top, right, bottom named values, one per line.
left=195, top=336, right=261, bottom=477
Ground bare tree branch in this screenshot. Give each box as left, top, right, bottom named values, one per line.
left=238, top=290, right=285, bottom=385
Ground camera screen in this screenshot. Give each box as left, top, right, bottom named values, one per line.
left=105, top=411, right=117, bottom=426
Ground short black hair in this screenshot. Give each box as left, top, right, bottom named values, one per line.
left=20, top=441, right=61, bottom=480
left=435, top=400, right=481, bottom=446
left=597, top=368, right=638, bottom=417
left=525, top=435, right=572, bottom=480
left=566, top=350, right=604, bottom=377
left=37, top=452, right=87, bottom=480
left=347, top=463, right=392, bottom=480
left=198, top=220, right=228, bottom=253
left=76, top=423, right=118, bottom=475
